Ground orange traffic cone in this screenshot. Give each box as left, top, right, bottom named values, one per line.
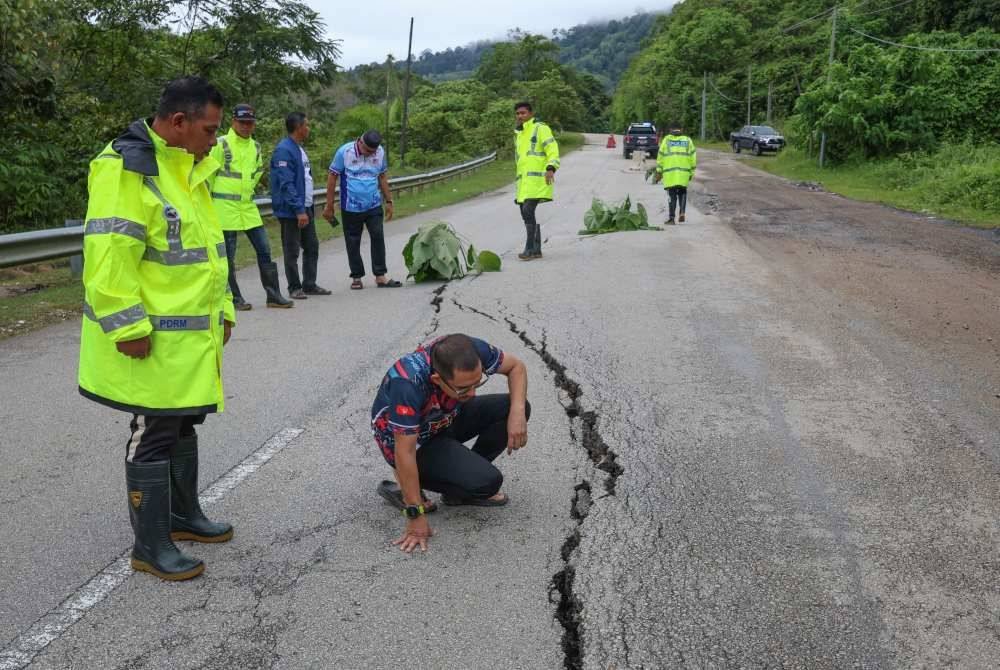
left=606, top=135, right=616, bottom=148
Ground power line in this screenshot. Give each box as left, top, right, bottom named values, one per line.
left=849, top=27, right=1000, bottom=52
left=846, top=0, right=917, bottom=18
left=783, top=6, right=836, bottom=33
left=708, top=78, right=742, bottom=103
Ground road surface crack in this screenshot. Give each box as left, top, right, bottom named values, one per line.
left=444, top=295, right=623, bottom=670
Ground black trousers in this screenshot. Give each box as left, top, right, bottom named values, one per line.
left=667, top=186, right=688, bottom=218
left=519, top=199, right=539, bottom=227
left=125, top=414, right=206, bottom=463
left=342, top=207, right=387, bottom=278
left=278, top=205, right=319, bottom=291
left=416, top=394, right=531, bottom=500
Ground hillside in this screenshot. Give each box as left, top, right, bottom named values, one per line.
left=409, top=13, right=661, bottom=88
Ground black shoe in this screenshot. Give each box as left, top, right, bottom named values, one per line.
left=678, top=213, right=686, bottom=223
left=260, top=262, right=293, bottom=308
left=303, top=285, right=332, bottom=295
left=289, top=289, right=308, bottom=300
left=233, top=296, right=252, bottom=311
left=169, top=436, right=233, bottom=543
left=518, top=251, right=536, bottom=261
left=666, top=218, right=676, bottom=225
left=126, top=460, right=204, bottom=581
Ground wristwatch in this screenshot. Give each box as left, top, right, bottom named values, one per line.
left=402, top=504, right=425, bottom=519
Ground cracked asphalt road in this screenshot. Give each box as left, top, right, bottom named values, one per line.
left=2, top=137, right=999, bottom=669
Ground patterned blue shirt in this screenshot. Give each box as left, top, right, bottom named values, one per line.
left=370, top=337, right=505, bottom=466
left=329, top=140, right=387, bottom=213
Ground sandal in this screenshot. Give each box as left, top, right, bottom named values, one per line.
left=350, top=279, right=363, bottom=290
left=376, top=279, right=402, bottom=288
left=441, top=493, right=509, bottom=507
left=376, top=480, right=438, bottom=513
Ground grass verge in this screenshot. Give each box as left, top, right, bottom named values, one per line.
left=1, top=135, right=584, bottom=339
left=733, top=146, right=1000, bottom=230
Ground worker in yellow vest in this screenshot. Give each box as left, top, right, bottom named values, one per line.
left=514, top=101, right=559, bottom=260
left=653, top=122, right=697, bottom=224
left=208, top=104, right=292, bottom=309
left=78, top=77, right=236, bottom=581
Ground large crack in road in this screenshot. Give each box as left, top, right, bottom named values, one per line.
left=444, top=294, right=623, bottom=670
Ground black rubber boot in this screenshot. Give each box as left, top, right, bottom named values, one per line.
left=518, top=223, right=537, bottom=261
left=169, top=435, right=234, bottom=543
left=126, top=460, right=204, bottom=581
left=532, top=223, right=543, bottom=258
left=260, top=262, right=293, bottom=308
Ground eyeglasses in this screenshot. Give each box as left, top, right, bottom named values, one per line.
left=435, top=370, right=489, bottom=397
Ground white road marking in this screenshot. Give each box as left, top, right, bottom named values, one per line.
left=0, top=427, right=305, bottom=670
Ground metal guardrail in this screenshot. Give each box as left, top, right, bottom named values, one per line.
left=0, top=151, right=497, bottom=270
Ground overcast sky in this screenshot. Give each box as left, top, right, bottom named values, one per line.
left=312, top=1, right=678, bottom=68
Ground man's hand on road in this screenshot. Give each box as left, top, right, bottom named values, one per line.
left=507, top=409, right=528, bottom=454
left=393, top=516, right=433, bottom=553
left=223, top=320, right=233, bottom=345
left=116, top=336, right=151, bottom=359
left=296, top=212, right=309, bottom=229
left=384, top=201, right=394, bottom=221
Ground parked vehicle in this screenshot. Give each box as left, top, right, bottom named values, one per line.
left=730, top=125, right=785, bottom=156
left=623, top=122, right=658, bottom=159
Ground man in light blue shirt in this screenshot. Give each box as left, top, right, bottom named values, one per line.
left=322, top=130, right=402, bottom=289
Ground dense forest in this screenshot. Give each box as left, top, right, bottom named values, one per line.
left=612, top=0, right=1000, bottom=161
left=406, top=13, right=661, bottom=89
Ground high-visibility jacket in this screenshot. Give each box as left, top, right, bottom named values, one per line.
left=78, top=119, right=236, bottom=415
left=514, top=118, right=560, bottom=203
left=656, top=134, right=697, bottom=188
left=208, top=128, right=265, bottom=231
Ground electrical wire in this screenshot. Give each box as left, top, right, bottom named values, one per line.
left=849, top=26, right=1000, bottom=52
left=782, top=6, right=836, bottom=33
left=709, top=78, right=742, bottom=103
left=845, top=0, right=916, bottom=18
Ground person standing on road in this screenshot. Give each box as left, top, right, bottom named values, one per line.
left=322, top=129, right=402, bottom=290
left=209, top=104, right=293, bottom=310
left=371, top=334, right=530, bottom=553
left=514, top=101, right=559, bottom=260
left=270, top=112, right=331, bottom=299
left=78, top=76, right=235, bottom=582
left=654, top=122, right=697, bottom=224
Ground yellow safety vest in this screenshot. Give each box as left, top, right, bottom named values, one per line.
left=656, top=134, right=697, bottom=188
left=514, top=118, right=560, bottom=204
left=208, top=128, right=265, bottom=231
left=78, top=119, right=235, bottom=415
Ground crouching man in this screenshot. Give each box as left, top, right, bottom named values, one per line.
left=371, top=334, right=529, bottom=552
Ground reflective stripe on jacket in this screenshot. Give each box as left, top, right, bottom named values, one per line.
left=208, top=128, right=265, bottom=231
left=656, top=134, right=697, bottom=188
left=514, top=118, right=560, bottom=203
left=78, top=119, right=235, bottom=415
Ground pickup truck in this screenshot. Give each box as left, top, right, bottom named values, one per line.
left=623, top=122, right=658, bottom=159
left=730, top=125, right=785, bottom=156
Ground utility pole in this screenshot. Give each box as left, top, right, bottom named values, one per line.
left=819, top=7, right=837, bottom=168
left=767, top=81, right=773, bottom=124
left=400, top=17, right=414, bottom=168
left=746, top=64, right=752, bottom=125
left=701, top=73, right=707, bottom=141
left=384, top=54, right=393, bottom=142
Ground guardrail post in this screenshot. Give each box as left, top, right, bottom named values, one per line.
left=66, top=220, right=84, bottom=278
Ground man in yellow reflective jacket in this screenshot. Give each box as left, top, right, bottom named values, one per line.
left=653, top=122, right=697, bottom=224
left=514, top=101, right=559, bottom=260
left=78, top=77, right=236, bottom=581
left=208, top=103, right=292, bottom=310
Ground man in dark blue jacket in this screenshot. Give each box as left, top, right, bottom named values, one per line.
left=269, top=112, right=331, bottom=299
